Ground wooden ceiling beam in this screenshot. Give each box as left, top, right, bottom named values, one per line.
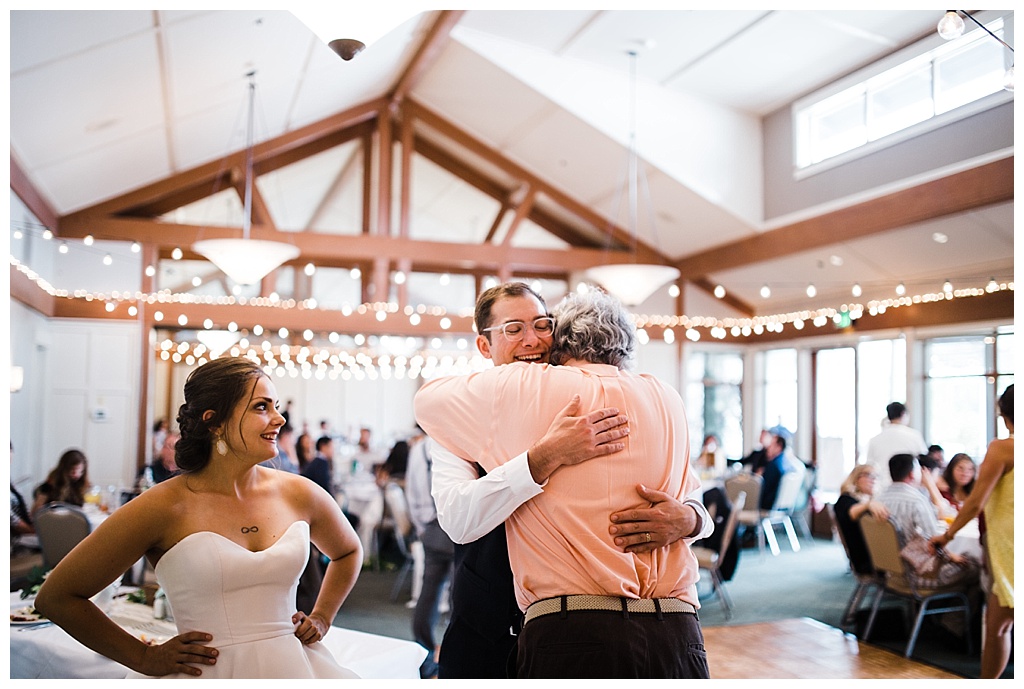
left=690, top=276, right=755, bottom=317
left=10, top=155, right=59, bottom=230
left=64, top=215, right=637, bottom=273
left=407, top=99, right=670, bottom=265
left=675, top=157, right=1014, bottom=278
left=718, top=289, right=1014, bottom=344
left=60, top=99, right=385, bottom=221
left=390, top=11, right=465, bottom=105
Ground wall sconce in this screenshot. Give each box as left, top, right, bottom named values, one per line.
left=11, top=366, right=24, bottom=393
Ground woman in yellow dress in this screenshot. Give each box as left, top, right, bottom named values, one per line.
left=932, top=384, right=1013, bottom=678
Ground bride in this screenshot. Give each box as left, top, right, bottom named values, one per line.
left=35, top=357, right=362, bottom=678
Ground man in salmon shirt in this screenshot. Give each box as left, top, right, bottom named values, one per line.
left=417, top=286, right=710, bottom=678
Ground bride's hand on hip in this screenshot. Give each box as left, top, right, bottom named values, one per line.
left=140, top=631, right=218, bottom=676
left=292, top=611, right=329, bottom=645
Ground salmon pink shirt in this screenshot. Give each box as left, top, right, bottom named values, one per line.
left=415, top=360, right=700, bottom=612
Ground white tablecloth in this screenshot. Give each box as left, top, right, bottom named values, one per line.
left=9, top=593, right=426, bottom=679
left=944, top=517, right=983, bottom=561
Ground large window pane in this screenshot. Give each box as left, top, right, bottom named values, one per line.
left=808, top=89, right=867, bottom=164
left=868, top=60, right=932, bottom=141
left=763, top=349, right=798, bottom=435
left=685, top=352, right=744, bottom=461
left=815, top=348, right=856, bottom=492
left=934, top=33, right=1006, bottom=114
left=996, top=333, right=1014, bottom=374
left=857, top=338, right=906, bottom=461
left=926, top=377, right=989, bottom=459
left=926, top=338, right=986, bottom=377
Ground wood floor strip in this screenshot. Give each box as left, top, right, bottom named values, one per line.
left=703, top=617, right=960, bottom=679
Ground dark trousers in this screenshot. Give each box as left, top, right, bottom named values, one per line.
left=516, top=607, right=710, bottom=678
left=412, top=521, right=454, bottom=678
left=437, top=525, right=521, bottom=678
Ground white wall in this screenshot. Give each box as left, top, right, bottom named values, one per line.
left=10, top=307, right=142, bottom=494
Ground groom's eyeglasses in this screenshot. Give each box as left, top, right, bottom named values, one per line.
left=482, top=317, right=555, bottom=342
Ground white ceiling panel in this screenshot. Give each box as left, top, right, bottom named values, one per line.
left=32, top=127, right=172, bottom=214
left=10, top=10, right=155, bottom=74
left=10, top=29, right=164, bottom=168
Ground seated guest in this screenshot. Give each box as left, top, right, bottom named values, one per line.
left=261, top=423, right=299, bottom=473
left=739, top=428, right=772, bottom=473
left=833, top=465, right=889, bottom=574
left=939, top=452, right=976, bottom=511
left=696, top=434, right=726, bottom=476
left=10, top=443, right=37, bottom=548
left=151, top=432, right=181, bottom=483
left=295, top=432, right=313, bottom=472
left=32, top=449, right=91, bottom=513
left=878, top=454, right=979, bottom=589
left=301, top=436, right=334, bottom=495
left=756, top=426, right=798, bottom=511
left=876, top=454, right=937, bottom=543
left=379, top=438, right=410, bottom=483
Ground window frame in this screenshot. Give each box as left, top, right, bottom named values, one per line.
left=792, top=11, right=1013, bottom=179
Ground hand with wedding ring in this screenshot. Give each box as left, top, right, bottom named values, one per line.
left=609, top=484, right=697, bottom=553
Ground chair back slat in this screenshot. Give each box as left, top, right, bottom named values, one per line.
left=33, top=502, right=92, bottom=569
left=859, top=516, right=904, bottom=575
left=772, top=465, right=805, bottom=512
left=718, top=491, right=746, bottom=558
left=725, top=473, right=762, bottom=510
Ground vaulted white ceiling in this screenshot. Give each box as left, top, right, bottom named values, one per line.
left=8, top=8, right=1015, bottom=321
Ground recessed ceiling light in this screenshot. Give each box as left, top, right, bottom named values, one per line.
left=932, top=232, right=948, bottom=244
left=829, top=255, right=844, bottom=266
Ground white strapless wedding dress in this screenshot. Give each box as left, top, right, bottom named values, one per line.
left=130, top=521, right=358, bottom=679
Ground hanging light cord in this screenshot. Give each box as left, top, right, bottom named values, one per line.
left=243, top=70, right=257, bottom=241
left=959, top=10, right=1014, bottom=52
left=627, top=50, right=639, bottom=255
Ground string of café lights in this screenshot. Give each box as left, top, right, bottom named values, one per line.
left=9, top=223, right=1015, bottom=378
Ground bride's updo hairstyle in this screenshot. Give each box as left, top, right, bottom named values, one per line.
left=175, top=357, right=266, bottom=473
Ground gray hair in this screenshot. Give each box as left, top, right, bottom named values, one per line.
left=549, top=287, right=636, bottom=369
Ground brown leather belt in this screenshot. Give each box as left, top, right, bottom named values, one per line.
left=524, top=594, right=697, bottom=625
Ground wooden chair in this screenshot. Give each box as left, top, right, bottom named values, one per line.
left=828, top=503, right=883, bottom=630
left=724, top=472, right=764, bottom=555
left=693, top=491, right=746, bottom=618
left=33, top=502, right=91, bottom=570
left=859, top=516, right=973, bottom=658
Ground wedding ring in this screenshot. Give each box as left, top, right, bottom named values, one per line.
left=644, top=532, right=652, bottom=543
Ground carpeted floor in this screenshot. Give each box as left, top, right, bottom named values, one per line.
left=332, top=533, right=1012, bottom=679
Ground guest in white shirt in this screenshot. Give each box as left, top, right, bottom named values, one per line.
left=865, top=402, right=927, bottom=488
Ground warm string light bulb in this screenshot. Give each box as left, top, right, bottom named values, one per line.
left=760, top=284, right=771, bottom=299
left=937, top=10, right=966, bottom=40
left=852, top=283, right=862, bottom=298
left=896, top=282, right=906, bottom=296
